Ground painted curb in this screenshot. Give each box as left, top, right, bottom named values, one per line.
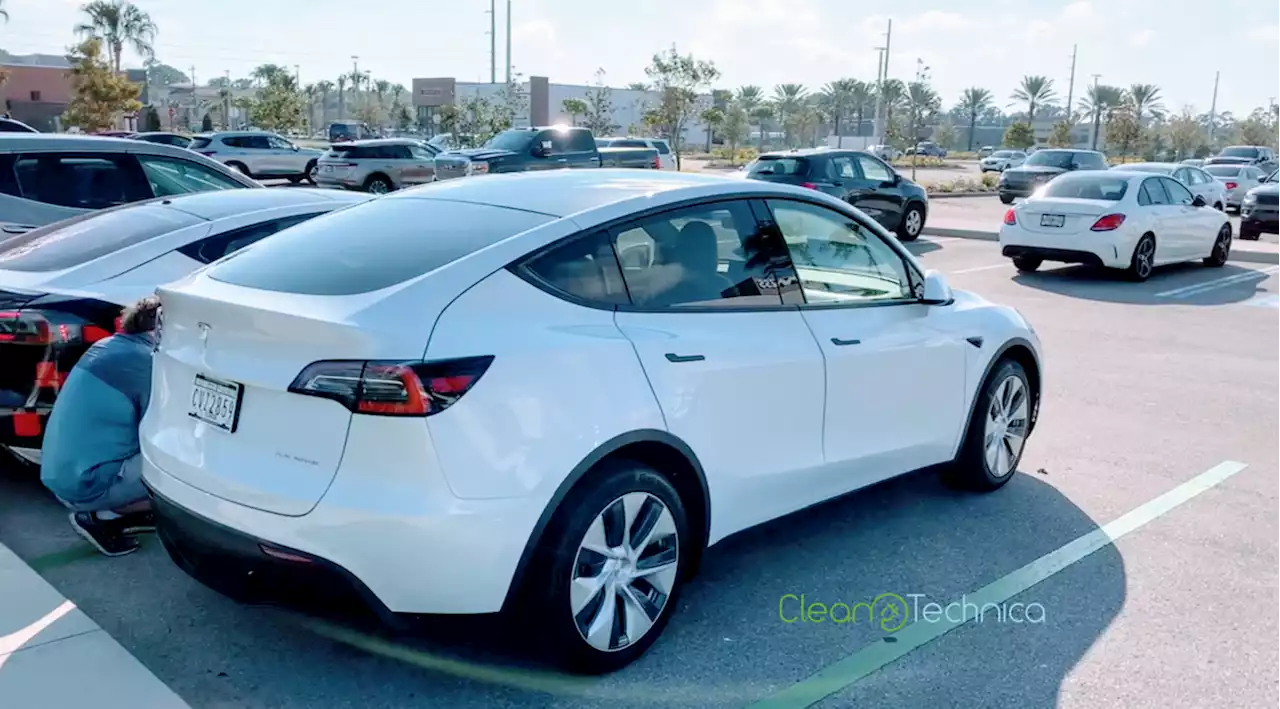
left=920, top=227, right=1280, bottom=265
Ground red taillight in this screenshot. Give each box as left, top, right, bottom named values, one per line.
left=800, top=182, right=818, bottom=190
left=1224, top=182, right=1238, bottom=190
left=652, top=154, right=661, bottom=169
left=0, top=309, right=118, bottom=345
left=1090, top=213, right=1126, bottom=231
left=287, top=356, right=493, bottom=417
left=1003, top=208, right=1017, bottom=225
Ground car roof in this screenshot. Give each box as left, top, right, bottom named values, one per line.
left=155, top=187, right=369, bottom=221
left=1120, top=162, right=1178, bottom=171
left=759, top=148, right=836, bottom=158
left=206, top=131, right=278, bottom=137
left=383, top=168, right=819, bottom=218
left=0, top=133, right=223, bottom=162
left=338, top=138, right=420, bottom=147
left=1102, top=170, right=1161, bottom=180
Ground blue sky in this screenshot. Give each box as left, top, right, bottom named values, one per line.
left=5, top=0, right=1278, bottom=115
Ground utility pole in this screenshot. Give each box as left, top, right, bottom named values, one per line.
left=1065, top=44, right=1077, bottom=125
left=1207, top=71, right=1220, bottom=144
left=872, top=18, right=892, bottom=146
left=223, top=69, right=231, bottom=130
left=294, top=64, right=300, bottom=87
left=872, top=47, right=885, bottom=145
left=505, top=0, right=512, bottom=84
left=488, top=0, right=497, bottom=84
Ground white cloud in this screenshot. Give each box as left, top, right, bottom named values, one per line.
left=1130, top=29, right=1156, bottom=47
left=1246, top=24, right=1278, bottom=43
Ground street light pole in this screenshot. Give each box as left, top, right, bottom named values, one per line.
left=1089, top=74, right=1101, bottom=150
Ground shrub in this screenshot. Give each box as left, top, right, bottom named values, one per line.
left=981, top=172, right=999, bottom=189
left=891, top=156, right=946, bottom=168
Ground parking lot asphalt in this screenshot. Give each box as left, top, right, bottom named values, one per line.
left=1, top=237, right=1275, bottom=709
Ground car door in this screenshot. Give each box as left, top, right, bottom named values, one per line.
left=525, top=130, right=561, bottom=171
left=1136, top=177, right=1184, bottom=261
left=565, top=130, right=599, bottom=168
left=1, top=151, right=153, bottom=230
left=847, top=153, right=906, bottom=231
left=609, top=198, right=828, bottom=535
left=1160, top=176, right=1217, bottom=258
left=266, top=135, right=302, bottom=174
left=135, top=154, right=247, bottom=196
left=238, top=135, right=273, bottom=174
left=762, top=197, right=968, bottom=489
left=404, top=144, right=437, bottom=185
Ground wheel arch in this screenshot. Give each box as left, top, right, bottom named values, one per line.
left=954, top=337, right=1042, bottom=460
left=364, top=172, right=392, bottom=188
left=500, top=429, right=712, bottom=613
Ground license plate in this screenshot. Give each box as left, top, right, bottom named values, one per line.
left=188, top=374, right=242, bottom=433
left=1040, top=214, right=1066, bottom=227
left=324, top=165, right=334, bottom=172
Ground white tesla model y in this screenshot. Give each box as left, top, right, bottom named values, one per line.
left=141, top=170, right=1044, bottom=673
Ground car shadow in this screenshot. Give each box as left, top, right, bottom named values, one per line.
left=1013, top=261, right=1270, bottom=306
left=902, top=238, right=948, bottom=257
left=0, top=461, right=1125, bottom=709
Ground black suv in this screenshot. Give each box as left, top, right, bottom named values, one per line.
left=744, top=149, right=930, bottom=241
left=998, top=149, right=1108, bottom=203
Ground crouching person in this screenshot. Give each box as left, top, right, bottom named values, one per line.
left=41, top=296, right=160, bottom=556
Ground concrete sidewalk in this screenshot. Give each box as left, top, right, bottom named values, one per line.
left=0, top=542, right=190, bottom=709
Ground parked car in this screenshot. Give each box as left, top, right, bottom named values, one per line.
left=744, top=148, right=929, bottom=241
left=0, top=117, right=38, bottom=133
left=0, top=188, right=370, bottom=466
left=1111, top=162, right=1227, bottom=211
left=980, top=150, right=1027, bottom=173
left=1239, top=171, right=1278, bottom=241
left=597, top=136, right=676, bottom=170
left=1180, top=158, right=1205, bottom=167
left=1203, top=163, right=1268, bottom=211
left=139, top=168, right=1042, bottom=674
left=314, top=138, right=439, bottom=193
left=93, top=131, right=135, bottom=138
left=0, top=134, right=260, bottom=234
left=188, top=131, right=325, bottom=183
left=328, top=121, right=375, bottom=143
left=433, top=126, right=659, bottom=180
left=999, top=170, right=1232, bottom=281
left=907, top=141, right=947, bottom=158
left=1203, top=145, right=1278, bottom=173
left=130, top=131, right=193, bottom=149
left=997, top=149, right=1109, bottom=204
left=866, top=144, right=900, bottom=160
left=977, top=146, right=996, bottom=159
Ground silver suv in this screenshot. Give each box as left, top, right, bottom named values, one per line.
left=314, top=138, right=439, bottom=193
left=189, top=131, right=325, bottom=183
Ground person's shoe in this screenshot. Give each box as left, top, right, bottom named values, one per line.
left=69, top=512, right=139, bottom=557
left=117, top=511, right=155, bottom=535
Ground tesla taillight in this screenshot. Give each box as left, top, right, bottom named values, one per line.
left=1225, top=181, right=1238, bottom=190
left=0, top=309, right=111, bottom=345
left=288, top=356, right=494, bottom=417
left=1003, top=209, right=1017, bottom=225
left=1090, top=214, right=1126, bottom=231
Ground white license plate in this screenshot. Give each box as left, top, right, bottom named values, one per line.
left=1040, top=214, right=1066, bottom=227
left=324, top=165, right=334, bottom=172
left=188, top=374, right=242, bottom=433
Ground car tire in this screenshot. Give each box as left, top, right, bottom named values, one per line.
left=1126, top=233, right=1157, bottom=282
left=897, top=203, right=925, bottom=242
left=1213, top=201, right=1224, bottom=212
left=227, top=162, right=251, bottom=177
left=1239, top=226, right=1260, bottom=241
left=999, top=194, right=1014, bottom=205
left=364, top=175, right=393, bottom=194
left=1203, top=223, right=1231, bottom=267
left=304, top=160, right=318, bottom=185
left=521, top=459, right=690, bottom=674
left=944, top=357, right=1032, bottom=492
left=1012, top=256, right=1042, bottom=273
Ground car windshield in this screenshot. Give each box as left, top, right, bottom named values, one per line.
left=1119, top=164, right=1172, bottom=175
left=1204, top=165, right=1242, bottom=177
left=1219, top=146, right=1260, bottom=159
left=747, top=157, right=810, bottom=176
left=1040, top=173, right=1129, bottom=201
left=484, top=130, right=535, bottom=151
left=1023, top=151, right=1076, bottom=168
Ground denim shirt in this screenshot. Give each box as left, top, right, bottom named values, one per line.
left=40, top=332, right=154, bottom=504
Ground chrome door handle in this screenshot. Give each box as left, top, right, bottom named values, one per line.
left=831, top=338, right=861, bottom=346
left=665, top=353, right=705, bottom=363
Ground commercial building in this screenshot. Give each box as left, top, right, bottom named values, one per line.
left=0, top=64, right=73, bottom=131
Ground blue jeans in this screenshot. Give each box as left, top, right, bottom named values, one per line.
left=58, top=454, right=147, bottom=513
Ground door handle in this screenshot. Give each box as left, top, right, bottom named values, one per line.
left=664, top=353, right=705, bottom=363
left=830, top=337, right=861, bottom=346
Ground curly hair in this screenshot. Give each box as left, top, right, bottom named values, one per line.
left=119, top=296, right=161, bottom=335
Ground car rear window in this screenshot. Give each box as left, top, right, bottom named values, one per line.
left=0, top=205, right=201, bottom=272
left=748, top=157, right=810, bottom=177
left=651, top=140, right=671, bottom=155
left=1204, top=165, right=1242, bottom=177
left=205, top=197, right=554, bottom=295
left=611, top=140, right=649, bottom=148
left=189, top=136, right=212, bottom=150
left=1041, top=173, right=1130, bottom=201
left=1219, top=147, right=1260, bottom=159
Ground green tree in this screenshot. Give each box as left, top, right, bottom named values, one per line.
left=561, top=98, right=587, bottom=126
left=491, top=71, right=528, bottom=134
left=1237, top=106, right=1279, bottom=148
left=700, top=106, right=724, bottom=151
left=642, top=45, right=720, bottom=169
left=1003, top=121, right=1035, bottom=150
left=957, top=86, right=993, bottom=151
left=904, top=81, right=940, bottom=145
left=582, top=69, right=617, bottom=136
left=1166, top=106, right=1203, bottom=159
left=720, top=103, right=749, bottom=164
left=819, top=79, right=857, bottom=147
left=75, top=0, right=157, bottom=73
left=1047, top=121, right=1073, bottom=147
left=1011, top=75, right=1056, bottom=122
left=142, top=103, right=160, bottom=131
left=771, top=83, right=806, bottom=146
left=243, top=73, right=306, bottom=132
left=1126, top=84, right=1165, bottom=126
left=932, top=121, right=957, bottom=151
left=1105, top=106, right=1141, bottom=159
left=1078, top=83, right=1126, bottom=150
left=146, top=62, right=188, bottom=86
left=62, top=37, right=141, bottom=132
left=877, top=79, right=907, bottom=144
left=735, top=85, right=766, bottom=149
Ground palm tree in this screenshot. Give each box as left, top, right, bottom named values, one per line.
left=736, top=85, right=766, bottom=150
left=1077, top=83, right=1125, bottom=150
left=877, top=79, right=906, bottom=141
left=626, top=82, right=649, bottom=91
left=848, top=79, right=872, bottom=138
left=957, top=87, right=993, bottom=151
left=819, top=79, right=857, bottom=147
left=0, top=0, right=9, bottom=22
left=905, top=82, right=940, bottom=145
left=1011, top=75, right=1056, bottom=122
left=75, top=0, right=157, bottom=73
left=315, top=79, right=334, bottom=129
left=251, top=64, right=287, bottom=87
left=373, top=79, right=390, bottom=112
left=771, top=83, right=807, bottom=147
left=303, top=83, right=319, bottom=132
left=336, top=75, right=347, bottom=120
left=1126, top=83, right=1165, bottom=126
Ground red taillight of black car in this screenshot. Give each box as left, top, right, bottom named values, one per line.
left=287, top=356, right=494, bottom=416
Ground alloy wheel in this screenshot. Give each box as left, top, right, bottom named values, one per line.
left=570, top=492, right=679, bottom=653
left=904, top=209, right=923, bottom=237
left=983, top=374, right=1029, bottom=478
left=368, top=180, right=390, bottom=194
left=1135, top=238, right=1154, bottom=279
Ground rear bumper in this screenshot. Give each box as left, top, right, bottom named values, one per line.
left=1240, top=208, right=1279, bottom=233
left=1002, top=245, right=1106, bottom=267
left=999, top=225, right=1128, bottom=267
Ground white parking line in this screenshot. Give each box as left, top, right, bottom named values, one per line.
left=1155, top=266, right=1280, bottom=299
left=950, top=263, right=1009, bottom=275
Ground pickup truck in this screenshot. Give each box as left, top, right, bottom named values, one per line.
left=433, top=126, right=659, bottom=180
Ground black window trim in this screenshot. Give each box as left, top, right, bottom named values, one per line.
left=509, top=194, right=927, bottom=315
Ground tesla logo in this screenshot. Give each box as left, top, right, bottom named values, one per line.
left=197, top=322, right=211, bottom=350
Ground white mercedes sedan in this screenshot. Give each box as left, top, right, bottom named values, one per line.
left=999, top=170, right=1233, bottom=281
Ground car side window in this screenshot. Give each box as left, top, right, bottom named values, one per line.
left=388, top=145, right=413, bottom=160
left=1139, top=178, right=1171, bottom=206
left=248, top=136, right=272, bottom=150
left=611, top=200, right=796, bottom=309
left=1172, top=168, right=1190, bottom=184
left=767, top=199, right=913, bottom=304
left=855, top=155, right=892, bottom=183
left=180, top=213, right=324, bottom=264
left=408, top=145, right=435, bottom=160
left=1161, top=177, right=1194, bottom=205
left=137, top=155, right=243, bottom=196
left=567, top=131, right=595, bottom=152
left=267, top=135, right=293, bottom=150
left=13, top=153, right=150, bottom=209
left=828, top=156, right=857, bottom=179
left=520, top=230, right=630, bottom=306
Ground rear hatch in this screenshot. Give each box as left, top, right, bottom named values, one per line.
left=745, top=156, right=813, bottom=185
left=1016, top=198, right=1114, bottom=235
left=318, top=145, right=361, bottom=181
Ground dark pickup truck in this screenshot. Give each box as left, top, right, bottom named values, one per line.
left=433, top=126, right=659, bottom=180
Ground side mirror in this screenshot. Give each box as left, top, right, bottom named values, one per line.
left=917, top=269, right=954, bottom=305
left=534, top=140, right=553, bottom=157
left=1191, top=194, right=1207, bottom=207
